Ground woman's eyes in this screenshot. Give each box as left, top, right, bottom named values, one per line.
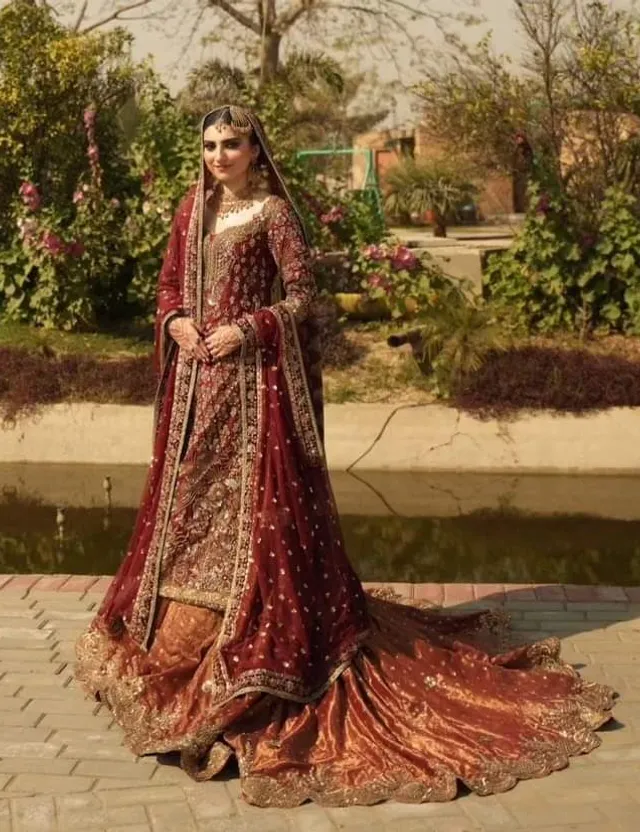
left=204, top=141, right=242, bottom=151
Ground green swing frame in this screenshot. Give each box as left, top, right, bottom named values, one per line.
left=295, top=147, right=384, bottom=219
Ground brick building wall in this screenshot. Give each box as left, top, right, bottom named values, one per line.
left=353, top=126, right=517, bottom=221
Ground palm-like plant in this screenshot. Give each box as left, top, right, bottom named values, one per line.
left=384, top=158, right=477, bottom=237
left=416, top=286, right=508, bottom=395
left=178, top=50, right=387, bottom=153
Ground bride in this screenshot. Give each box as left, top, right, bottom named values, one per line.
left=75, top=105, right=615, bottom=808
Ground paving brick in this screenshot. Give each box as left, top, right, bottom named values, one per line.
left=17, top=684, right=78, bottom=701
left=0, top=639, right=51, bottom=652
left=74, top=760, right=156, bottom=780
left=443, top=584, right=475, bottom=605
left=61, top=744, right=136, bottom=763
left=94, top=778, right=150, bottom=791
left=3, top=576, right=42, bottom=593
left=99, top=785, right=188, bottom=808
left=31, top=575, right=72, bottom=592
left=0, top=649, right=56, bottom=663
left=3, top=673, right=70, bottom=689
left=31, top=596, right=93, bottom=610
left=58, top=576, right=101, bottom=593
left=147, top=801, right=196, bottom=831
left=383, top=819, right=473, bottom=832
left=55, top=792, right=105, bottom=829
left=234, top=803, right=293, bottom=832
left=0, top=710, right=42, bottom=728
left=535, top=585, right=567, bottom=601
left=0, top=607, right=42, bottom=620
left=503, top=585, right=538, bottom=601
left=0, top=757, right=75, bottom=776
left=24, top=698, right=99, bottom=716
left=281, top=803, right=335, bottom=832
left=7, top=774, right=95, bottom=795
left=522, top=610, right=587, bottom=621
left=10, top=796, right=56, bottom=832
left=0, top=800, right=9, bottom=832
left=107, top=826, right=151, bottom=832
left=413, top=583, right=444, bottom=605
left=0, top=695, right=26, bottom=712
left=0, top=726, right=54, bottom=744
left=182, top=782, right=234, bottom=820
left=0, top=741, right=60, bottom=759
left=0, top=661, right=67, bottom=676
left=0, top=628, right=51, bottom=642
left=503, top=601, right=565, bottom=612
left=105, top=805, right=149, bottom=826
left=39, top=711, right=112, bottom=731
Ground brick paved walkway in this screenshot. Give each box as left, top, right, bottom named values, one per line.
left=0, top=577, right=638, bottom=832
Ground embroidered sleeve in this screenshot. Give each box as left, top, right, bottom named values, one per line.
left=267, top=198, right=317, bottom=322
left=238, top=198, right=317, bottom=350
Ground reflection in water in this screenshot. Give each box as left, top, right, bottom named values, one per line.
left=2, top=491, right=640, bottom=585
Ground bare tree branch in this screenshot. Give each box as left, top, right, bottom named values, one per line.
left=206, top=0, right=261, bottom=34
left=72, top=0, right=89, bottom=31
left=78, top=0, right=155, bottom=34
left=277, top=1, right=317, bottom=33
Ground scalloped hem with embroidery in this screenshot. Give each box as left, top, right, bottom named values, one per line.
left=74, top=592, right=616, bottom=808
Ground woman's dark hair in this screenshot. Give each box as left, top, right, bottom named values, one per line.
left=203, top=107, right=259, bottom=144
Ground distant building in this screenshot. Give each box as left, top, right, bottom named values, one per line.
left=353, top=125, right=526, bottom=222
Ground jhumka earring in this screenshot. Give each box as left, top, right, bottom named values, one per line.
left=248, top=161, right=268, bottom=192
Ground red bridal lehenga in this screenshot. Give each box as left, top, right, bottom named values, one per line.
left=75, top=109, right=615, bottom=809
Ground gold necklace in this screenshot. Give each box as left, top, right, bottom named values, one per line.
left=217, top=185, right=255, bottom=220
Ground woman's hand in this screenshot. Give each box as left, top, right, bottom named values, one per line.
left=167, top=316, right=210, bottom=362
left=204, top=324, right=244, bottom=360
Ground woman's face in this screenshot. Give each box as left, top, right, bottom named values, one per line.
left=203, top=123, right=258, bottom=188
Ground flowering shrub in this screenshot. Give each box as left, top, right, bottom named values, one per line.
left=486, top=181, right=640, bottom=335
left=357, top=241, right=456, bottom=319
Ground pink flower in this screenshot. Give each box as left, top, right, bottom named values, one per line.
left=320, top=206, right=346, bottom=225
left=367, top=273, right=391, bottom=293
left=391, top=245, right=419, bottom=271
left=363, top=244, right=386, bottom=262
left=88, top=143, right=100, bottom=165
left=73, top=189, right=85, bottom=204
left=83, top=108, right=97, bottom=133
left=67, top=240, right=86, bottom=258
left=42, top=230, right=65, bottom=258
left=110, top=198, right=120, bottom=209
left=19, top=181, right=41, bottom=212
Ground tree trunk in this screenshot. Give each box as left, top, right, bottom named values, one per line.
left=259, top=31, right=282, bottom=87
left=433, top=216, right=447, bottom=237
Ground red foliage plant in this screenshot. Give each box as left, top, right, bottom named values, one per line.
left=0, top=347, right=156, bottom=422
left=454, top=346, right=640, bottom=417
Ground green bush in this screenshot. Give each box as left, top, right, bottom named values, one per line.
left=486, top=182, right=640, bottom=335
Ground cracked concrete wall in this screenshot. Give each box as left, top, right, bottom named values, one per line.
left=1, top=402, right=640, bottom=476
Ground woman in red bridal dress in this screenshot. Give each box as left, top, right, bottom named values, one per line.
left=75, top=105, right=615, bottom=808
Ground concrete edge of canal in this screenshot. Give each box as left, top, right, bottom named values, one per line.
left=1, top=402, right=639, bottom=474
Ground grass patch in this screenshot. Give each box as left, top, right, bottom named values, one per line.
left=323, top=323, right=434, bottom=405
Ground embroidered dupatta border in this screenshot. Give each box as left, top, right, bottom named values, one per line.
left=128, top=178, right=204, bottom=648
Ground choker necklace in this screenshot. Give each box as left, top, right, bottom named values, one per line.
left=217, top=185, right=255, bottom=220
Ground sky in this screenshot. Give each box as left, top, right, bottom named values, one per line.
left=42, top=0, right=639, bottom=127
